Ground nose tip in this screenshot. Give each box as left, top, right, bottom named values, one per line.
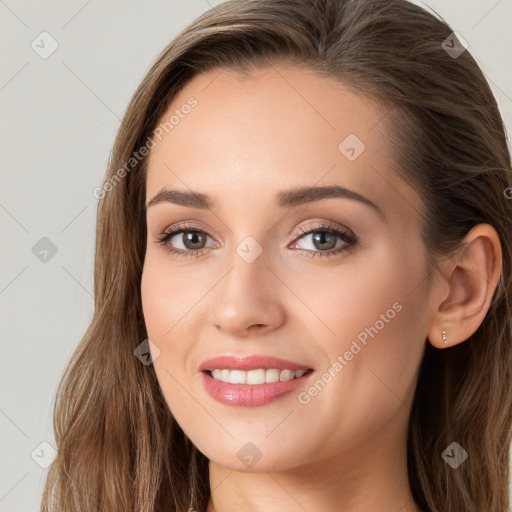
left=208, top=259, right=287, bottom=337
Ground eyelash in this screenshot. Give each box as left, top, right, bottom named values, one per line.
left=155, top=221, right=357, bottom=260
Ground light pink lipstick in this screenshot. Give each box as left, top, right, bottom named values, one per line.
left=199, top=355, right=314, bottom=407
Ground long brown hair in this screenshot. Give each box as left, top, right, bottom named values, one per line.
left=41, top=1, right=512, bottom=511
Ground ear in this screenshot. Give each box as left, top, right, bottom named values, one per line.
left=427, top=223, right=502, bottom=349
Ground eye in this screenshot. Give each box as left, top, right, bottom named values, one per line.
left=289, top=221, right=357, bottom=259
left=155, top=221, right=357, bottom=260
left=155, top=222, right=217, bottom=259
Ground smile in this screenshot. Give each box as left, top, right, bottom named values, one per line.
left=201, top=368, right=315, bottom=407
left=208, top=368, right=309, bottom=384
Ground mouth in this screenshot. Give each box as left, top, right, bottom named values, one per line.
left=203, top=368, right=314, bottom=385
left=200, top=367, right=316, bottom=407
left=198, top=355, right=315, bottom=406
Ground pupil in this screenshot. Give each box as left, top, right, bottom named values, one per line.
left=313, top=232, right=336, bottom=250
left=184, top=231, right=205, bottom=250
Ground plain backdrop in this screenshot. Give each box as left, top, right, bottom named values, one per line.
left=1, top=1, right=511, bottom=510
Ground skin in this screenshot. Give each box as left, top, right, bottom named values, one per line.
left=140, top=65, right=502, bottom=512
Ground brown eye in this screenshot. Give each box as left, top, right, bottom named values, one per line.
left=179, top=231, right=207, bottom=250
left=156, top=223, right=217, bottom=258
left=157, top=229, right=211, bottom=251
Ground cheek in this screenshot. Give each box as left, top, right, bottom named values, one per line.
left=140, top=256, right=202, bottom=341
left=141, top=273, right=168, bottom=347
left=140, top=262, right=199, bottom=422
left=140, top=255, right=209, bottom=378
left=140, top=261, right=190, bottom=387
left=297, top=236, right=427, bottom=347
left=308, top=240, right=425, bottom=358
left=305, top=243, right=428, bottom=430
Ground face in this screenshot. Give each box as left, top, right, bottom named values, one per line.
left=141, top=65, right=431, bottom=472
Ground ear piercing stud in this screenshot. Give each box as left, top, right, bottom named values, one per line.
left=442, top=330, right=447, bottom=345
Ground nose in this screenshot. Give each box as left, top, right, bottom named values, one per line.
left=208, top=250, right=287, bottom=337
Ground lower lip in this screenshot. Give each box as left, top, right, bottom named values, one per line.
left=200, top=370, right=314, bottom=407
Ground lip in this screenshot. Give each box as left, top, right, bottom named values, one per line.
left=200, top=370, right=315, bottom=407
left=199, top=355, right=313, bottom=372
left=199, top=355, right=315, bottom=407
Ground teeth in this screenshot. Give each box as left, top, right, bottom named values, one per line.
left=266, top=369, right=280, bottom=383
left=279, top=369, right=294, bottom=381
left=210, top=368, right=309, bottom=384
left=247, top=369, right=266, bottom=385
left=229, top=370, right=246, bottom=384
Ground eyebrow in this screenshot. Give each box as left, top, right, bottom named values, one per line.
left=145, top=185, right=383, bottom=217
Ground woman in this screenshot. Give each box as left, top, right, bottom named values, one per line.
left=41, top=0, right=512, bottom=511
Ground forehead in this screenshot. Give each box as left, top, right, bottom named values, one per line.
left=145, top=65, right=422, bottom=222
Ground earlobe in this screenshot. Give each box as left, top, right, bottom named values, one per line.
left=427, top=223, right=502, bottom=349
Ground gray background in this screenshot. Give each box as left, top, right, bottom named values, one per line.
left=1, top=0, right=511, bottom=510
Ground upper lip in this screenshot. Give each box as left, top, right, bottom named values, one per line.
left=199, top=355, right=313, bottom=372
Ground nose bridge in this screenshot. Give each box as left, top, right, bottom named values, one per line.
left=223, top=238, right=273, bottom=306
left=220, top=214, right=274, bottom=286
left=208, top=237, right=286, bottom=335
